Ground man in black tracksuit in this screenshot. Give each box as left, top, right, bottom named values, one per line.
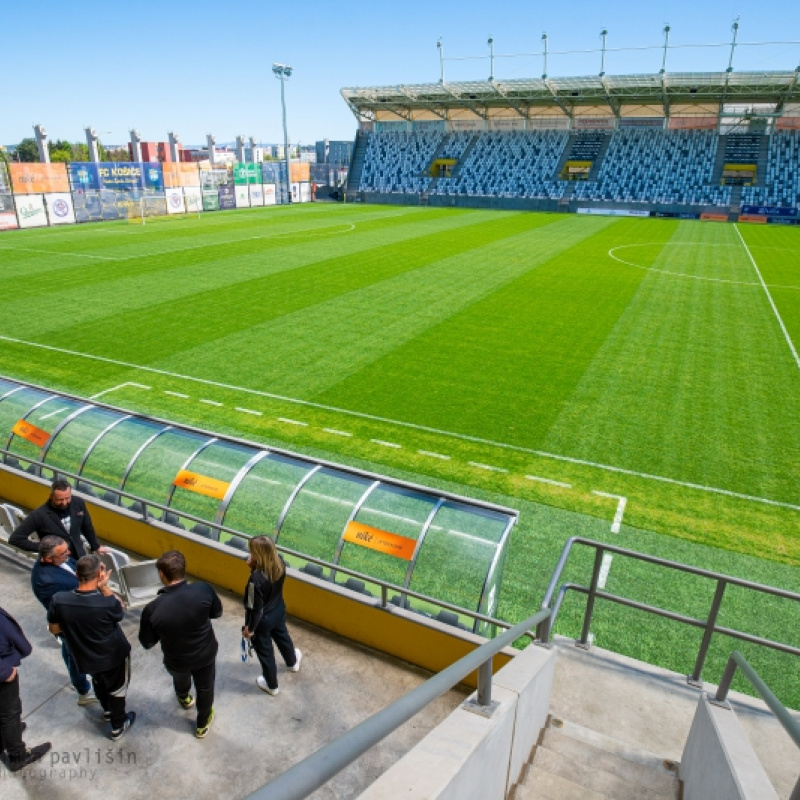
left=48, top=555, right=135, bottom=741
left=138, top=550, right=222, bottom=739
left=10, top=478, right=107, bottom=559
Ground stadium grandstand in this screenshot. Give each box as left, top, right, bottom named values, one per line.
left=342, top=70, right=800, bottom=219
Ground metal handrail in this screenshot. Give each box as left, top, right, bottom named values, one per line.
left=536, top=537, right=800, bottom=685
left=245, top=607, right=551, bottom=800
left=714, top=651, right=800, bottom=800
left=0, top=454, right=526, bottom=638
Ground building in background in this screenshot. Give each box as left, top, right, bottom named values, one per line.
left=316, top=139, right=353, bottom=166
left=128, top=141, right=184, bottom=163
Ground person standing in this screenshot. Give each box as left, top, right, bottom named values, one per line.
left=31, top=536, right=96, bottom=706
left=0, top=605, right=51, bottom=771
left=242, top=536, right=301, bottom=696
left=48, top=555, right=134, bottom=741
left=10, top=478, right=107, bottom=559
left=138, top=550, right=222, bottom=739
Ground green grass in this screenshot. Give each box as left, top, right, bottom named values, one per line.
left=1, top=204, right=800, bottom=706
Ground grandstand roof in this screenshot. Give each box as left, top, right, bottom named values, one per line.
left=341, top=70, right=800, bottom=121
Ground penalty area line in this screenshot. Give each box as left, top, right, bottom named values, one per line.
left=1, top=333, right=799, bottom=514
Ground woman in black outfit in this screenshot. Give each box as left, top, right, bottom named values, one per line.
left=242, top=536, right=301, bottom=695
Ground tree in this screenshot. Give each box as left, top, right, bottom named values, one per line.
left=16, top=138, right=38, bottom=162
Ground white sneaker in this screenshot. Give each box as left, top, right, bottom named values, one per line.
left=290, top=648, right=302, bottom=673
left=256, top=676, right=279, bottom=696
left=77, top=691, right=99, bottom=706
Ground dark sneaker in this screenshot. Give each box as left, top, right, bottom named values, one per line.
left=110, top=712, right=136, bottom=741
left=195, top=707, right=214, bottom=739
left=7, top=743, right=51, bottom=772
left=178, top=694, right=195, bottom=709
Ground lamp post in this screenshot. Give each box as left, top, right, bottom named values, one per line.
left=272, top=63, right=293, bottom=204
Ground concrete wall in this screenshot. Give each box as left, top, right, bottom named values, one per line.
left=681, top=694, right=779, bottom=800
left=356, top=643, right=556, bottom=799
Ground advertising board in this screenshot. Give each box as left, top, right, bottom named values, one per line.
left=44, top=193, right=76, bottom=225
left=15, top=194, right=48, bottom=228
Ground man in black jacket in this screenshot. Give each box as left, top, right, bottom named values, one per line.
left=0, top=606, right=51, bottom=771
left=139, top=550, right=222, bottom=739
left=31, top=536, right=96, bottom=705
left=48, top=555, right=135, bottom=741
left=10, top=478, right=108, bottom=559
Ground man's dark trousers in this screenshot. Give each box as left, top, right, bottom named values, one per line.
left=0, top=674, right=25, bottom=761
left=168, top=662, right=214, bottom=727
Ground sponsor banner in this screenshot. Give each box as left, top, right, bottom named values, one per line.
left=700, top=212, right=729, bottom=222
left=488, top=117, right=526, bottom=131
left=574, top=116, right=615, bottom=130
left=375, top=121, right=409, bottom=133
left=173, top=469, right=230, bottom=501
left=738, top=214, right=768, bottom=224
left=200, top=168, right=229, bottom=190
left=527, top=116, right=570, bottom=130
left=233, top=162, right=261, bottom=185
left=577, top=207, right=649, bottom=218
left=163, top=163, right=201, bottom=188
left=218, top=184, right=236, bottom=210
left=263, top=184, right=276, bottom=206
left=15, top=194, right=48, bottom=228
left=290, top=182, right=300, bottom=203
left=669, top=116, right=717, bottom=130
left=71, top=188, right=159, bottom=222
left=183, top=187, right=203, bottom=212
left=343, top=521, right=416, bottom=561
left=165, top=188, right=185, bottom=214
left=299, top=182, right=311, bottom=203
left=69, top=163, right=163, bottom=191
left=741, top=205, right=797, bottom=218
left=0, top=162, right=10, bottom=193
left=776, top=117, right=800, bottom=130
left=768, top=217, right=800, bottom=226
left=45, top=193, right=76, bottom=225
left=202, top=191, right=220, bottom=211
left=234, top=186, right=250, bottom=208
left=449, top=118, right=485, bottom=131
left=10, top=163, right=70, bottom=194
left=619, top=117, right=665, bottom=128
left=411, top=119, right=446, bottom=132
left=12, top=419, right=50, bottom=447
left=655, top=211, right=700, bottom=220
left=289, top=162, right=310, bottom=182
left=249, top=185, right=264, bottom=206
left=0, top=193, right=18, bottom=230
left=69, top=163, right=101, bottom=191
left=261, top=163, right=281, bottom=183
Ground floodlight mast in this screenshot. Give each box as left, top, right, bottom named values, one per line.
left=273, top=63, right=293, bottom=204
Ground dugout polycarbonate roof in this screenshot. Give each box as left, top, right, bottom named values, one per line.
left=341, top=70, right=800, bottom=120
left=0, top=376, right=516, bottom=630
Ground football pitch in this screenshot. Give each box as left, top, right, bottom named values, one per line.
left=0, top=203, right=799, bottom=704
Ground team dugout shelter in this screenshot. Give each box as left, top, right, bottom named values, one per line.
left=0, top=377, right=516, bottom=633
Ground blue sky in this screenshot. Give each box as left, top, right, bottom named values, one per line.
left=3, top=0, right=799, bottom=149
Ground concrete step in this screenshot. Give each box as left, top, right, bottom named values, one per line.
left=528, top=746, right=676, bottom=800
left=541, top=726, right=679, bottom=796
left=513, top=764, right=610, bottom=800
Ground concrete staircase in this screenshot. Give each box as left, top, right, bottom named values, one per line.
left=512, top=716, right=680, bottom=800
left=345, top=131, right=368, bottom=195
left=587, top=133, right=612, bottom=179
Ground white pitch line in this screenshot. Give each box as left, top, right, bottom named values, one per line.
left=278, top=417, right=307, bottom=427
left=734, top=223, right=800, bottom=375
left=2, top=333, right=800, bottom=513
left=526, top=475, right=572, bottom=489
left=597, top=553, right=614, bottom=589
left=236, top=407, right=262, bottom=416
left=371, top=439, right=401, bottom=449
left=0, top=245, right=122, bottom=261
left=418, top=450, right=451, bottom=460
left=592, top=491, right=628, bottom=534
left=38, top=406, right=70, bottom=420
left=323, top=428, right=352, bottom=437
left=164, top=391, right=189, bottom=398
left=199, top=399, right=223, bottom=407
left=468, top=461, right=509, bottom=474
